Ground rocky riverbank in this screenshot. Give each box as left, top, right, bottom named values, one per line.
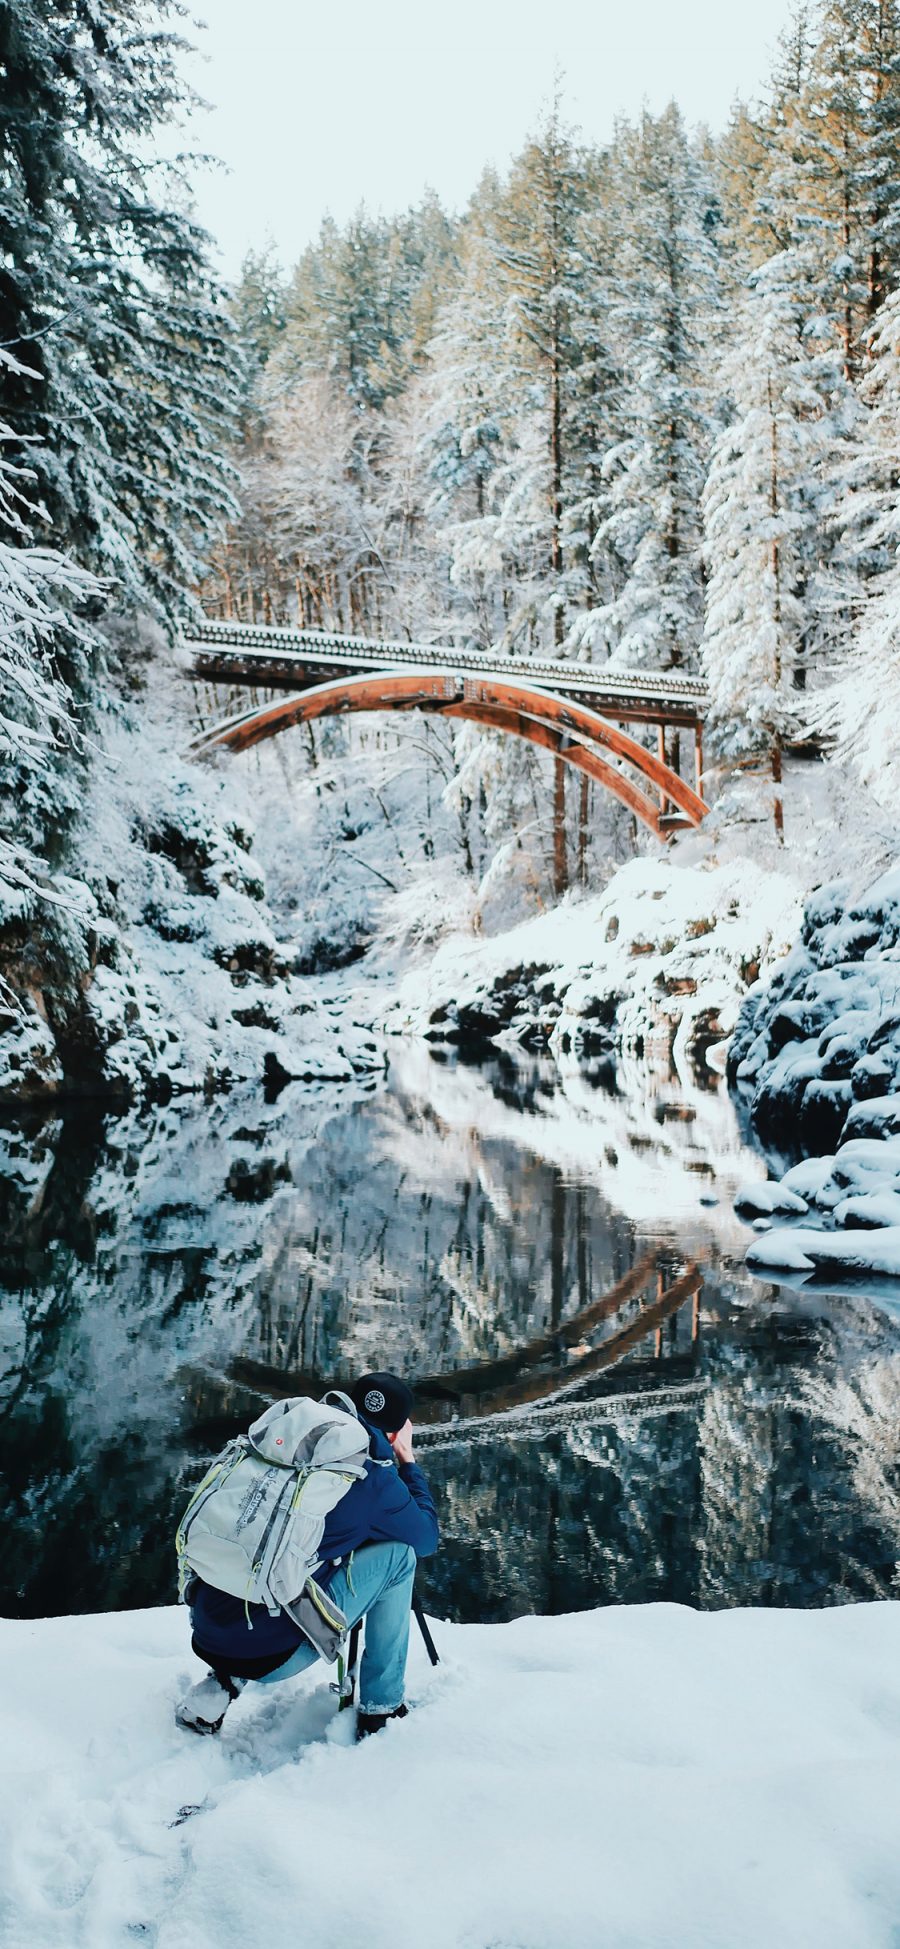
left=0, top=714, right=384, bottom=1109
left=731, top=865, right=900, bottom=1287
left=378, top=856, right=802, bottom=1084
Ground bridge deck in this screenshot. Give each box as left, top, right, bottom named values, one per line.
left=183, top=620, right=707, bottom=728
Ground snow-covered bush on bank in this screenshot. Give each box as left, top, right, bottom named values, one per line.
left=381, top=857, right=801, bottom=1081
left=731, top=864, right=900, bottom=1285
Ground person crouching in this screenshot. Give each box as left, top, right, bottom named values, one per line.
left=175, top=1371, right=438, bottom=1740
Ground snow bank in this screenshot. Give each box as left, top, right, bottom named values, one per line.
left=2, top=1599, right=899, bottom=1949
left=381, top=856, right=801, bottom=1080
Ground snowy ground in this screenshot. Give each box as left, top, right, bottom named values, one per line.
left=3, top=1599, right=900, bottom=1949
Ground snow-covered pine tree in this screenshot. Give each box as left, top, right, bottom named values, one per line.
left=743, top=3, right=817, bottom=264
left=593, top=106, right=720, bottom=679
left=560, top=156, right=626, bottom=656
left=701, top=250, right=857, bottom=835
left=485, top=102, right=602, bottom=659
left=232, top=245, right=289, bottom=427
left=378, top=173, right=559, bottom=899
left=772, top=0, right=900, bottom=377
left=0, top=0, right=240, bottom=624
left=277, top=200, right=457, bottom=417
left=233, top=196, right=459, bottom=629
left=421, top=182, right=511, bottom=653
left=485, top=103, right=601, bottom=889
left=260, top=372, right=377, bottom=632
left=0, top=353, right=100, bottom=896
left=812, top=287, right=900, bottom=799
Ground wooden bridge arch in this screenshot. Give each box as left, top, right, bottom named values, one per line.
left=190, top=668, right=708, bottom=838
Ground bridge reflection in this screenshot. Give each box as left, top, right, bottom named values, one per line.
left=226, top=1251, right=704, bottom=1432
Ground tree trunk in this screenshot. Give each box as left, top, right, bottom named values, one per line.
left=772, top=739, right=784, bottom=842
left=578, top=775, right=590, bottom=885
left=553, top=758, right=568, bottom=896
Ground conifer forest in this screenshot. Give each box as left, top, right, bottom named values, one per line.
left=7, top=5, right=900, bottom=1941
left=5, top=0, right=900, bottom=912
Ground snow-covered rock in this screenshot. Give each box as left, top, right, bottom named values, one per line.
left=734, top=1179, right=809, bottom=1219
left=736, top=1136, right=900, bottom=1289
left=2, top=1598, right=899, bottom=1949
left=731, top=866, right=900, bottom=1287
left=746, top=1222, right=900, bottom=1291
left=381, top=857, right=801, bottom=1081
left=0, top=718, right=385, bottom=1107
left=730, top=865, right=900, bottom=1154
left=0, top=987, right=62, bottom=1099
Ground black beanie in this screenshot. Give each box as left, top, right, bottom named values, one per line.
left=351, top=1371, right=413, bottom=1433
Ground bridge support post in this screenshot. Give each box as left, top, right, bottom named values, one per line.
left=694, top=724, right=704, bottom=797
left=657, top=726, right=668, bottom=813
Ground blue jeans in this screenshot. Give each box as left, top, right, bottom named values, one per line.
left=255, top=1539, right=416, bottom=1715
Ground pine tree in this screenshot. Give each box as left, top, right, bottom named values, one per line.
left=701, top=250, right=856, bottom=834
left=422, top=187, right=512, bottom=653
left=478, top=106, right=608, bottom=888
left=769, top=0, right=900, bottom=376
left=278, top=199, right=457, bottom=415
left=812, top=286, right=900, bottom=798
left=232, top=244, right=288, bottom=427
left=592, top=107, right=720, bottom=676
left=0, top=0, right=241, bottom=623
left=0, top=353, right=100, bottom=895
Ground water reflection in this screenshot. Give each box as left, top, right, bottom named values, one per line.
left=1, top=1048, right=899, bottom=1623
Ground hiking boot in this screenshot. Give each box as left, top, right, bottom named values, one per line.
left=356, top=1702, right=408, bottom=1740
left=175, top=1671, right=244, bottom=1736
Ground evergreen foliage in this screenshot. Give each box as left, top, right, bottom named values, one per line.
left=811, top=286, right=900, bottom=797
left=701, top=252, right=856, bottom=790
left=11, top=0, right=900, bottom=892
left=0, top=0, right=240, bottom=621
left=0, top=0, right=240, bottom=891
left=0, top=350, right=101, bottom=896
left=586, top=106, right=720, bottom=673
left=216, top=3, right=900, bottom=830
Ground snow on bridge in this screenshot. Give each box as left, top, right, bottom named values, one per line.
left=182, top=619, right=709, bottom=841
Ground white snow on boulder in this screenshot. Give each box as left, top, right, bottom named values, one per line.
left=734, top=1180, right=809, bottom=1219
left=0, top=713, right=386, bottom=1106
left=746, top=1223, right=900, bottom=1293
left=731, top=864, right=900, bottom=1287
left=381, top=856, right=801, bottom=1079
left=2, top=1599, right=899, bottom=1949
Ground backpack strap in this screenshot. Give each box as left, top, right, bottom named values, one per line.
left=320, top=1388, right=359, bottom=1419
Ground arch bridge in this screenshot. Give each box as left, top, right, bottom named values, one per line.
left=183, top=620, right=709, bottom=841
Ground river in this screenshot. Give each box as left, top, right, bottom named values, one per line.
left=2, top=1038, right=899, bottom=1626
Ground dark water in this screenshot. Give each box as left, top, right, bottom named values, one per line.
left=2, top=1042, right=899, bottom=1625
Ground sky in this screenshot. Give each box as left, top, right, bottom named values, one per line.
left=181, top=0, right=794, bottom=279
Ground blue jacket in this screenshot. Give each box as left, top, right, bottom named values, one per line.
left=190, top=1421, right=438, bottom=1674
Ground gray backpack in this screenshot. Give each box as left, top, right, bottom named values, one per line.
left=175, top=1391, right=370, bottom=1660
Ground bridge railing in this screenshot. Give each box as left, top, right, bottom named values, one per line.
left=182, top=618, right=709, bottom=713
